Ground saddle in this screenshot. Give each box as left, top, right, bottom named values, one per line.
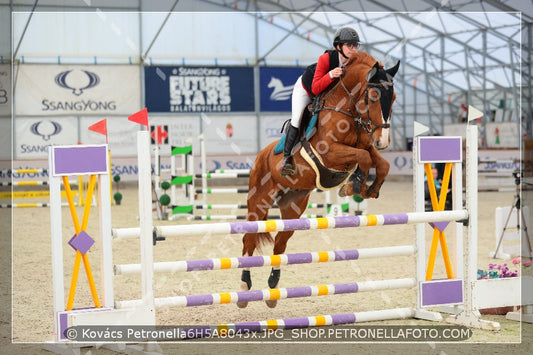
left=274, top=101, right=356, bottom=190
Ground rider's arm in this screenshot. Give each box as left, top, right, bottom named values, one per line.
left=311, top=52, right=335, bottom=95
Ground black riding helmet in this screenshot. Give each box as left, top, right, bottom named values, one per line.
left=333, top=27, right=360, bottom=59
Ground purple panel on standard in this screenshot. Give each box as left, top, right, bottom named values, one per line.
left=331, top=313, right=356, bottom=325
left=429, top=221, right=450, bottom=232
left=283, top=218, right=311, bottom=231
left=418, top=137, right=462, bottom=163
left=67, top=231, right=95, bottom=254
left=230, top=221, right=258, bottom=234
left=421, top=279, right=463, bottom=306
left=187, top=259, right=214, bottom=271
left=52, top=145, right=108, bottom=176
left=383, top=213, right=409, bottom=225
left=59, top=312, right=68, bottom=340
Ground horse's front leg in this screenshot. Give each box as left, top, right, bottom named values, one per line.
left=323, top=144, right=372, bottom=198
left=365, top=146, right=390, bottom=199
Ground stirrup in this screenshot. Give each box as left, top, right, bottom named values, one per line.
left=281, top=157, right=296, bottom=177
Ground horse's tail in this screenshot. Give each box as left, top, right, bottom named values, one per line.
left=244, top=142, right=278, bottom=253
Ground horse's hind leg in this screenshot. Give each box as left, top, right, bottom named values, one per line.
left=265, top=189, right=311, bottom=308
left=238, top=175, right=277, bottom=308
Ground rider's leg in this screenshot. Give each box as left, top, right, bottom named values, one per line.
left=281, top=77, right=311, bottom=177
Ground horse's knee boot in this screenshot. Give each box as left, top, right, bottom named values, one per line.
left=268, top=268, right=280, bottom=288
left=241, top=270, right=252, bottom=290
left=349, top=167, right=367, bottom=194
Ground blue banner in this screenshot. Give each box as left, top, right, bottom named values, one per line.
left=145, top=66, right=254, bottom=113
left=260, top=67, right=305, bottom=112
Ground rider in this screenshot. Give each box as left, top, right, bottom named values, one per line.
left=281, top=26, right=360, bottom=177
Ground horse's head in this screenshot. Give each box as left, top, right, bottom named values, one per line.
left=342, top=53, right=400, bottom=150
left=364, top=60, right=400, bottom=149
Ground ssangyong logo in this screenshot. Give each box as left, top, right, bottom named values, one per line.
left=30, top=120, right=62, bottom=141
left=42, top=69, right=116, bottom=112
left=54, top=70, right=100, bottom=96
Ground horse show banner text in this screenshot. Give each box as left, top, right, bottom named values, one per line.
left=14, top=64, right=141, bottom=115
left=145, top=66, right=254, bottom=113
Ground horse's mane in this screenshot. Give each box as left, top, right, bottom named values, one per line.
left=347, top=51, right=383, bottom=69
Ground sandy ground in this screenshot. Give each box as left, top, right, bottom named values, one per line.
left=6, top=177, right=533, bottom=354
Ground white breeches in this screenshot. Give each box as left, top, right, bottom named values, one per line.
left=291, top=76, right=312, bottom=129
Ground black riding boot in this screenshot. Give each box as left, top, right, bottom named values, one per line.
left=281, top=125, right=300, bottom=177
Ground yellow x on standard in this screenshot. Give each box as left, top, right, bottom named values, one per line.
left=424, top=163, right=454, bottom=281
left=62, top=175, right=101, bottom=310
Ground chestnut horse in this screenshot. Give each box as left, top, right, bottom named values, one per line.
left=238, top=51, right=400, bottom=308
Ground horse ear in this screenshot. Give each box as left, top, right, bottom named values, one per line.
left=366, top=62, right=380, bottom=82
left=386, top=60, right=400, bottom=78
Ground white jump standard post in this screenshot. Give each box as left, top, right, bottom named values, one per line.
left=48, top=135, right=155, bottom=344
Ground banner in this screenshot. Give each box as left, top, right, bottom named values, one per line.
left=15, top=117, right=78, bottom=159
left=145, top=66, right=254, bottom=113
left=260, top=67, right=304, bottom=112
left=15, top=64, right=141, bottom=115
left=0, top=64, right=10, bottom=116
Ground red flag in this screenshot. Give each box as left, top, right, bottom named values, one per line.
left=88, top=118, right=108, bottom=143
left=128, top=108, right=149, bottom=128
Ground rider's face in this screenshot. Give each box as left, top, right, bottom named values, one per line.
left=343, top=43, right=359, bottom=56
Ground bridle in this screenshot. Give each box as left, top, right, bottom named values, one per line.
left=315, top=72, right=393, bottom=139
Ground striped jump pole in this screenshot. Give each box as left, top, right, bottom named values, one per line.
left=115, top=278, right=416, bottom=309
left=173, top=308, right=415, bottom=339
left=115, top=245, right=415, bottom=275
left=111, top=210, right=468, bottom=240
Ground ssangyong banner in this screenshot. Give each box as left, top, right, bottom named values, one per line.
left=15, top=117, right=78, bottom=159
left=0, top=64, right=10, bottom=116
left=144, top=66, right=254, bottom=113
left=14, top=64, right=141, bottom=115
left=260, top=67, right=304, bottom=112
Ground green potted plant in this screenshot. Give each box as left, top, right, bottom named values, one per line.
left=159, top=181, right=171, bottom=219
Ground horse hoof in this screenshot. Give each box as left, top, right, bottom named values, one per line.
left=237, top=301, right=248, bottom=308
left=265, top=299, right=278, bottom=308
left=338, top=185, right=348, bottom=197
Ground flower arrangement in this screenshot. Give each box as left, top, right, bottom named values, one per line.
left=477, top=257, right=532, bottom=280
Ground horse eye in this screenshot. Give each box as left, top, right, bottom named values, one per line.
left=369, top=88, right=380, bottom=102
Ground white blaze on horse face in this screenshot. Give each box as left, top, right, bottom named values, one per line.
left=375, top=113, right=390, bottom=150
